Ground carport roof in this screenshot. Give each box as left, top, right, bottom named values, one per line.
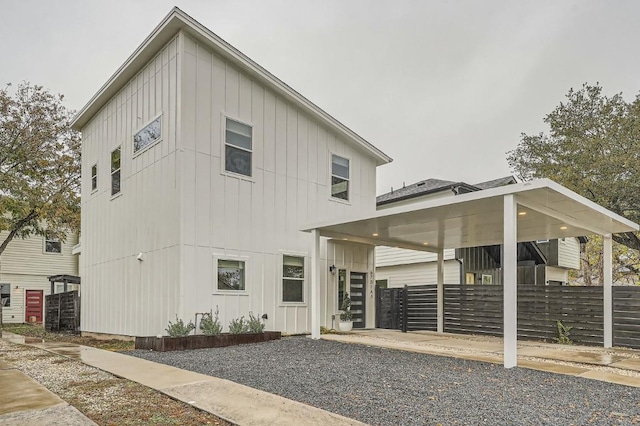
left=302, top=179, right=639, bottom=252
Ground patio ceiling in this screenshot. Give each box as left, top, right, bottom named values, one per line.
left=303, top=179, right=639, bottom=251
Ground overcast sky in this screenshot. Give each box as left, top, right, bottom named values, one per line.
left=3, top=0, right=640, bottom=194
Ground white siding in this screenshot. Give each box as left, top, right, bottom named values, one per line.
left=0, top=232, right=78, bottom=324
left=79, top=31, right=380, bottom=337
left=546, top=266, right=569, bottom=284
left=557, top=237, right=580, bottom=270
left=179, top=34, right=378, bottom=335
left=80, top=35, right=182, bottom=336
left=375, top=246, right=456, bottom=267
left=376, top=261, right=461, bottom=287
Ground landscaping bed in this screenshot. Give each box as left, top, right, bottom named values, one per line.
left=135, top=331, right=281, bottom=351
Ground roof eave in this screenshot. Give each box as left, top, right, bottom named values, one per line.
left=71, top=7, right=392, bottom=166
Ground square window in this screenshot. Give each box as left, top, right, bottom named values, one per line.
left=111, top=147, right=121, bottom=196
left=283, top=255, right=304, bottom=303
left=331, top=154, right=349, bottom=200
left=91, top=164, right=97, bottom=191
left=225, top=118, right=252, bottom=177
left=0, top=283, right=10, bottom=307
left=134, top=116, right=162, bottom=153
left=217, top=259, right=245, bottom=291
left=45, top=235, right=61, bottom=253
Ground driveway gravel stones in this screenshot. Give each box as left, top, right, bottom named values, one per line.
left=127, top=336, right=640, bottom=425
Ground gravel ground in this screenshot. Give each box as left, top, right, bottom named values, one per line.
left=127, top=336, right=640, bottom=426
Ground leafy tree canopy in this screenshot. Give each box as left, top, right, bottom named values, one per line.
left=0, top=82, right=80, bottom=256
left=507, top=83, right=640, bottom=251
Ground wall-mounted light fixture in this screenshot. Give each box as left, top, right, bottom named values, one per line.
left=329, top=264, right=337, bottom=275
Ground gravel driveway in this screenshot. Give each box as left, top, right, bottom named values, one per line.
left=127, top=336, right=640, bottom=425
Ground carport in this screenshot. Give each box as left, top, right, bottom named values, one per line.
left=303, top=179, right=639, bottom=368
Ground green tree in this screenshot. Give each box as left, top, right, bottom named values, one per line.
left=569, top=237, right=640, bottom=285
left=0, top=82, right=80, bottom=257
left=507, top=83, right=640, bottom=251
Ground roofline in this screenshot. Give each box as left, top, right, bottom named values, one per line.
left=303, top=178, right=640, bottom=233
left=376, top=181, right=478, bottom=206
left=71, top=7, right=392, bottom=166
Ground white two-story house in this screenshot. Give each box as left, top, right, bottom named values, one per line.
left=0, top=232, right=79, bottom=324
left=71, top=8, right=391, bottom=338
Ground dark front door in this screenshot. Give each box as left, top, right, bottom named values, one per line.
left=25, top=290, right=43, bottom=323
left=350, top=272, right=366, bottom=328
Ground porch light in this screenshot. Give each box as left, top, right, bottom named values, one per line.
left=372, top=233, right=378, bottom=237
left=329, top=265, right=337, bottom=275
left=423, top=242, right=429, bottom=246
left=518, top=211, right=527, bottom=216
left=560, top=226, right=568, bottom=230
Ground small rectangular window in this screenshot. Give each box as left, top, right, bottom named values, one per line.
left=45, top=235, right=62, bottom=254
left=283, top=255, right=304, bottom=303
left=217, top=259, right=246, bottom=291
left=91, top=164, right=97, bottom=191
left=225, top=118, right=252, bottom=177
left=0, top=284, right=10, bottom=307
left=331, top=154, right=349, bottom=201
left=338, top=269, right=347, bottom=308
left=134, top=116, right=162, bottom=153
left=111, top=147, right=121, bottom=196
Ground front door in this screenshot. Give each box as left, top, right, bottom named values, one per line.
left=25, top=290, right=44, bottom=323
left=350, top=272, right=366, bottom=328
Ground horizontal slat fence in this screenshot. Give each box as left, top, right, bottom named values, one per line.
left=613, top=287, right=640, bottom=349
left=376, top=284, right=630, bottom=347
left=403, top=285, right=437, bottom=331
left=375, top=287, right=403, bottom=330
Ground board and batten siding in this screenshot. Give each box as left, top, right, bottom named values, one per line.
left=79, top=30, right=379, bottom=337
left=178, top=34, right=377, bottom=334
left=79, top=35, right=182, bottom=336
left=0, top=231, right=78, bottom=323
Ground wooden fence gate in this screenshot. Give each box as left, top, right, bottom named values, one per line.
left=45, top=291, right=80, bottom=333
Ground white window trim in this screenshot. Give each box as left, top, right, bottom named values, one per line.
left=213, top=253, right=250, bottom=295
left=279, top=252, right=308, bottom=307
left=91, top=163, right=98, bottom=193
left=110, top=146, right=122, bottom=199
left=132, top=113, right=163, bottom=158
left=220, top=113, right=255, bottom=182
left=329, top=152, right=351, bottom=205
left=43, top=235, right=62, bottom=255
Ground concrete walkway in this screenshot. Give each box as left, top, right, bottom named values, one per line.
left=1, top=332, right=363, bottom=426
left=0, top=347, right=96, bottom=425
left=323, top=329, right=640, bottom=388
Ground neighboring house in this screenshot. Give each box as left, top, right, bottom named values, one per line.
left=0, top=232, right=79, bottom=324
left=375, top=177, right=582, bottom=288
left=71, top=8, right=391, bottom=338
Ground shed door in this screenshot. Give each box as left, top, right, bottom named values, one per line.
left=350, top=272, right=366, bottom=328
left=25, top=290, right=43, bottom=323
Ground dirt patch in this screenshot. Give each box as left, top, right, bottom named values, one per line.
left=2, top=324, right=134, bottom=351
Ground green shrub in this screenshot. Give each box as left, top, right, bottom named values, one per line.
left=199, top=307, right=223, bottom=336
left=165, top=315, right=195, bottom=337
left=339, top=293, right=353, bottom=321
left=229, top=316, right=249, bottom=334
left=320, top=326, right=336, bottom=334
left=553, top=320, right=573, bottom=345
left=247, top=312, right=265, bottom=333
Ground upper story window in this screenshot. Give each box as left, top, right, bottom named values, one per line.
left=45, top=234, right=62, bottom=253
left=91, top=164, right=97, bottom=191
left=225, top=118, right=252, bottom=177
left=283, top=255, right=305, bottom=303
left=331, top=154, right=350, bottom=201
left=134, top=116, right=162, bottom=154
left=217, top=259, right=246, bottom=291
left=111, top=147, right=121, bottom=196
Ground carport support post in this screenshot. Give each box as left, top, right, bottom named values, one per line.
left=311, top=229, right=321, bottom=340
left=437, top=249, right=444, bottom=333
left=603, top=233, right=613, bottom=348
left=503, top=194, right=517, bottom=368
